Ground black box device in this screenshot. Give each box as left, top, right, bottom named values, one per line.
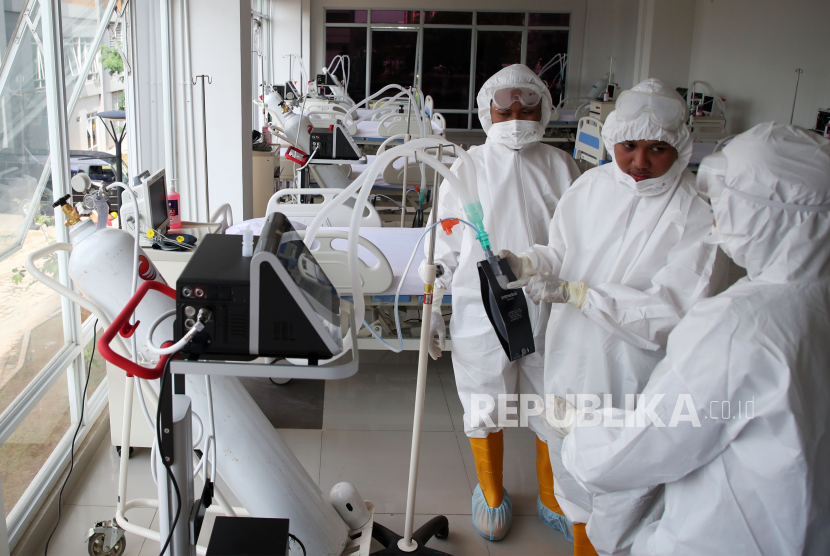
left=175, top=213, right=342, bottom=363
left=309, top=123, right=362, bottom=161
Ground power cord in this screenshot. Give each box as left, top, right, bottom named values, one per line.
left=288, top=533, right=306, bottom=555
left=44, top=320, right=98, bottom=556
left=157, top=353, right=182, bottom=556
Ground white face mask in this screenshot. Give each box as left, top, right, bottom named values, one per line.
left=612, top=157, right=684, bottom=197
left=486, top=119, right=544, bottom=150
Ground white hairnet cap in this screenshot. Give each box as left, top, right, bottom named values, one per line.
left=715, top=123, right=830, bottom=281
left=602, top=78, right=692, bottom=167
left=476, top=64, right=552, bottom=132
left=722, top=122, right=830, bottom=207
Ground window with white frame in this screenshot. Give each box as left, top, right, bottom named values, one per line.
left=0, top=0, right=124, bottom=548
left=324, top=10, right=571, bottom=130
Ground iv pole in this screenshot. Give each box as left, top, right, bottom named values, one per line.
left=193, top=75, right=212, bottom=220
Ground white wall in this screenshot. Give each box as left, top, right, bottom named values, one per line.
left=580, top=0, right=640, bottom=93
left=272, top=0, right=311, bottom=90
left=688, top=0, right=830, bottom=133
left=633, top=0, right=695, bottom=88
left=185, top=0, right=253, bottom=220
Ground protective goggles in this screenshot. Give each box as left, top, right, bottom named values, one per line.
left=491, top=87, right=541, bottom=110
left=615, top=89, right=686, bottom=130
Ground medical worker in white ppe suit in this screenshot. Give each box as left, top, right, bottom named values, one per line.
left=502, top=78, right=721, bottom=555
left=559, top=122, right=830, bottom=556
left=420, top=64, right=580, bottom=541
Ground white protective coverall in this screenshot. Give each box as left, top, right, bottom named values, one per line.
left=423, top=64, right=580, bottom=438
left=522, top=79, right=720, bottom=553
left=562, top=122, right=830, bottom=556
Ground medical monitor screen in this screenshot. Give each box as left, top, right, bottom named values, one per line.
left=255, top=213, right=340, bottom=336
left=146, top=170, right=169, bottom=230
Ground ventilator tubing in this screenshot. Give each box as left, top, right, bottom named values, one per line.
left=574, top=523, right=599, bottom=556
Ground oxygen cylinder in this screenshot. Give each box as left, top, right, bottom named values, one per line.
left=69, top=227, right=174, bottom=362
left=69, top=228, right=350, bottom=555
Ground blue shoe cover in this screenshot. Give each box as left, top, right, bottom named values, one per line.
left=471, top=484, right=513, bottom=541
left=537, top=496, right=574, bottom=542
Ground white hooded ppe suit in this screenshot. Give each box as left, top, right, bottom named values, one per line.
left=421, top=64, right=580, bottom=438
left=562, top=122, right=830, bottom=556
left=523, top=79, right=720, bottom=554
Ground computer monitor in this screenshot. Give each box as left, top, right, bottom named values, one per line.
left=119, top=168, right=169, bottom=237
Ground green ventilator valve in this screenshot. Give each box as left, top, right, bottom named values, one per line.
left=463, top=202, right=492, bottom=254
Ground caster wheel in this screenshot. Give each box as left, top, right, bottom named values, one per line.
left=269, top=377, right=291, bottom=386
left=115, top=446, right=134, bottom=458
left=88, top=533, right=126, bottom=556
left=435, top=526, right=449, bottom=540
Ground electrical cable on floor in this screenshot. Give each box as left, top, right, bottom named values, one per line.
left=288, top=533, right=306, bottom=555
left=44, top=320, right=98, bottom=556
left=157, top=353, right=182, bottom=556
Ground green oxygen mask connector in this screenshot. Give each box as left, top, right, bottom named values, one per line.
left=463, top=202, right=491, bottom=253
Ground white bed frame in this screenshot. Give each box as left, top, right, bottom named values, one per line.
left=266, top=188, right=383, bottom=227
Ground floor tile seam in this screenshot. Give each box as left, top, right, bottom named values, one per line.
left=451, top=430, right=476, bottom=497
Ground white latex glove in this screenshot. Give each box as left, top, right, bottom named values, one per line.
left=428, top=311, right=446, bottom=360
left=544, top=396, right=578, bottom=439
left=508, top=269, right=590, bottom=309
left=428, top=286, right=447, bottom=360
left=498, top=249, right=534, bottom=281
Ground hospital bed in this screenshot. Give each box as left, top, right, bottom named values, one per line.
left=573, top=116, right=608, bottom=167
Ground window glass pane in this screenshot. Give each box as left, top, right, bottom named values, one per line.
left=529, top=13, right=570, bottom=27
left=83, top=326, right=107, bottom=400
left=438, top=112, right=469, bottom=130
left=0, top=372, right=71, bottom=517
left=0, top=24, right=50, bottom=255
left=422, top=28, right=471, bottom=110
left=1, top=2, right=27, bottom=59
left=474, top=30, right=522, bottom=99
left=61, top=0, right=110, bottom=102
left=0, top=226, right=67, bottom=428
left=326, top=27, right=367, bottom=103
left=476, top=12, right=524, bottom=26
left=370, top=30, right=418, bottom=95
left=371, top=10, right=420, bottom=24
left=527, top=30, right=569, bottom=106
left=424, top=11, right=472, bottom=25
left=325, top=10, right=367, bottom=24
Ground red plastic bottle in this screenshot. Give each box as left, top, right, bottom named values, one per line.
left=168, top=180, right=181, bottom=229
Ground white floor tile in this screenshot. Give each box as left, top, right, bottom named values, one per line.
left=455, top=427, right=542, bottom=517
left=36, top=504, right=155, bottom=556
left=485, top=515, right=573, bottom=555
left=320, top=430, right=472, bottom=515
left=275, top=428, right=323, bottom=485
left=323, top=371, right=453, bottom=431
left=371, top=513, right=491, bottom=555
left=439, top=373, right=466, bottom=433
left=65, top=442, right=156, bottom=506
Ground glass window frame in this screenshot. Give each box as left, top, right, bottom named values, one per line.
left=324, top=10, right=571, bottom=130
left=0, top=0, right=121, bottom=547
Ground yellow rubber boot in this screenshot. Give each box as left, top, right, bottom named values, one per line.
left=536, top=436, right=573, bottom=541
left=469, top=430, right=512, bottom=540
left=573, top=523, right=599, bottom=556
left=469, top=430, right=504, bottom=507
left=536, top=436, right=564, bottom=515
